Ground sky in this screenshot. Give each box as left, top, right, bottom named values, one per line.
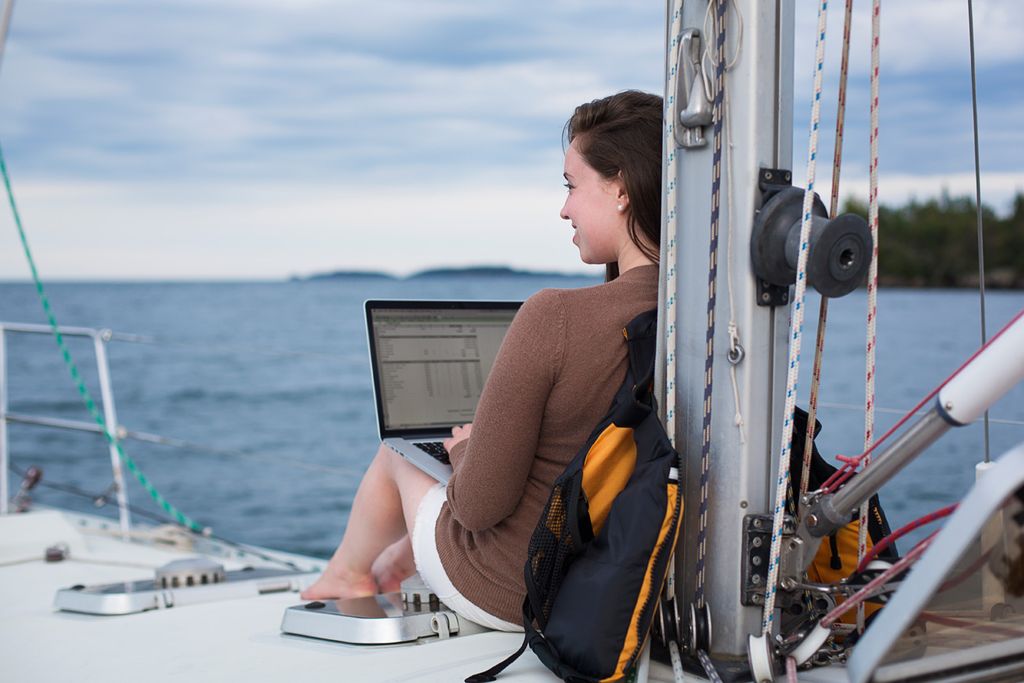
left=0, top=0, right=1021, bottom=280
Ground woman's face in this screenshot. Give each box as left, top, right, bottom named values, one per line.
left=559, top=140, right=627, bottom=265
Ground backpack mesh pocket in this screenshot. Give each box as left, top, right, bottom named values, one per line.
left=525, top=471, right=589, bottom=626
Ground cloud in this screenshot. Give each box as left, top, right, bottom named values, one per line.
left=0, top=0, right=1021, bottom=279
left=0, top=0, right=663, bottom=183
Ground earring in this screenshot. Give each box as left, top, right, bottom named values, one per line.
left=617, top=204, right=624, bottom=212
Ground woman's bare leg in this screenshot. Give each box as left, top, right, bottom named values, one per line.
left=371, top=535, right=416, bottom=593
left=301, top=444, right=435, bottom=600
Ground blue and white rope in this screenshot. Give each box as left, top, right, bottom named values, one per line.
left=664, top=0, right=683, bottom=453
left=761, top=0, right=830, bottom=635
left=663, top=3, right=684, bottom=676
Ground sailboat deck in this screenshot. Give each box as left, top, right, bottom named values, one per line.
left=0, top=508, right=563, bottom=682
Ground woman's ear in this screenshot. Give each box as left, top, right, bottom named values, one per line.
left=614, top=172, right=629, bottom=211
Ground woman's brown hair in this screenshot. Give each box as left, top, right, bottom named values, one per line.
left=565, top=90, right=663, bottom=281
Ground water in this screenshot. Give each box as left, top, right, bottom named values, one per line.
left=1, top=279, right=1022, bottom=558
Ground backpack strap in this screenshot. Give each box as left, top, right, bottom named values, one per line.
left=464, top=632, right=529, bottom=683
left=466, top=601, right=599, bottom=683
left=464, top=603, right=541, bottom=683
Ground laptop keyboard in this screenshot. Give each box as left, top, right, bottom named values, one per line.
left=413, top=441, right=451, bottom=465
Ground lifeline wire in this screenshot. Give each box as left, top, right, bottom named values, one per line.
left=800, top=0, right=854, bottom=499
left=761, top=0, right=829, bottom=635
left=857, top=2, right=882, bottom=630
left=821, top=307, right=1024, bottom=493
left=0, top=142, right=207, bottom=535
left=966, top=0, right=991, bottom=463
left=693, top=0, right=727, bottom=611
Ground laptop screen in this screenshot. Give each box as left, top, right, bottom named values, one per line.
left=366, top=301, right=521, bottom=436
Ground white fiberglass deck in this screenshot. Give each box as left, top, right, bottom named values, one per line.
left=0, top=508, right=560, bottom=682
left=0, top=508, right=859, bottom=682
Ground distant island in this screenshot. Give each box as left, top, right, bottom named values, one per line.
left=294, top=193, right=1023, bottom=289
left=294, top=265, right=598, bottom=282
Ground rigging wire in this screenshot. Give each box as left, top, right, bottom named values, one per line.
left=966, top=0, right=991, bottom=464
left=815, top=401, right=1024, bottom=427
left=7, top=459, right=310, bottom=571
left=0, top=143, right=208, bottom=535
left=820, top=307, right=1024, bottom=493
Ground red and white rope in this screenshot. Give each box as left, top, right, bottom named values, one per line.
left=857, top=0, right=881, bottom=630
left=822, top=531, right=934, bottom=628
left=762, top=0, right=829, bottom=636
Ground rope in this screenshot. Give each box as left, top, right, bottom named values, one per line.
left=664, top=0, right=682, bottom=453
left=761, top=0, right=829, bottom=635
left=821, top=530, right=935, bottom=627
left=662, top=7, right=684, bottom=678
left=800, top=0, right=854, bottom=499
left=693, top=0, right=726, bottom=611
left=854, top=502, right=956, bottom=574
left=858, top=4, right=882, bottom=631
left=721, top=0, right=747, bottom=446
left=0, top=142, right=208, bottom=535
left=696, top=649, right=724, bottom=683
left=966, top=0, right=991, bottom=464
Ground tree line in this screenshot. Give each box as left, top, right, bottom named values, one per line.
left=842, top=192, right=1024, bottom=289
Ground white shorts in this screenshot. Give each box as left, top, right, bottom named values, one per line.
left=411, top=483, right=523, bottom=632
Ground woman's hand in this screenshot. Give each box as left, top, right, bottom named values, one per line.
left=443, top=423, right=473, bottom=452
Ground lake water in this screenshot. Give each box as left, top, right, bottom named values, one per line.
left=1, top=278, right=1022, bottom=557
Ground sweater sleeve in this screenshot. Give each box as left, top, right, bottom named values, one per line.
left=445, top=289, right=565, bottom=532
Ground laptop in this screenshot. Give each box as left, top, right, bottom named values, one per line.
left=365, top=300, right=522, bottom=483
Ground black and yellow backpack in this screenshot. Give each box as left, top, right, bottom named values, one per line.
left=789, top=406, right=898, bottom=622
left=469, top=308, right=683, bottom=683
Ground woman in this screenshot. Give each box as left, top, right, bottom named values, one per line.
left=302, top=90, right=663, bottom=631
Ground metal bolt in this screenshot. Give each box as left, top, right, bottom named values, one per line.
left=752, top=594, right=764, bottom=605
left=945, top=401, right=954, bottom=412
left=752, top=556, right=762, bottom=566
left=806, top=514, right=818, bottom=528
left=752, top=574, right=762, bottom=584
left=752, top=518, right=764, bottom=530
left=761, top=292, right=771, bottom=303
left=752, top=536, right=763, bottom=548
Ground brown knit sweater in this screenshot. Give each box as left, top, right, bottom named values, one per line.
left=434, top=264, right=660, bottom=624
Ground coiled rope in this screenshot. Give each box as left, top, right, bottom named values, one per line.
left=856, top=0, right=882, bottom=630
left=693, top=0, right=727, bottom=611
left=761, top=0, right=830, bottom=635
left=800, top=0, right=854, bottom=499
left=0, top=142, right=208, bottom=535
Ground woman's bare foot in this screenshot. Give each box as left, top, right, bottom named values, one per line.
left=301, top=566, right=378, bottom=601
left=371, top=536, right=416, bottom=593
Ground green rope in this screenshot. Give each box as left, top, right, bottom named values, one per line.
left=0, top=141, right=208, bottom=535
